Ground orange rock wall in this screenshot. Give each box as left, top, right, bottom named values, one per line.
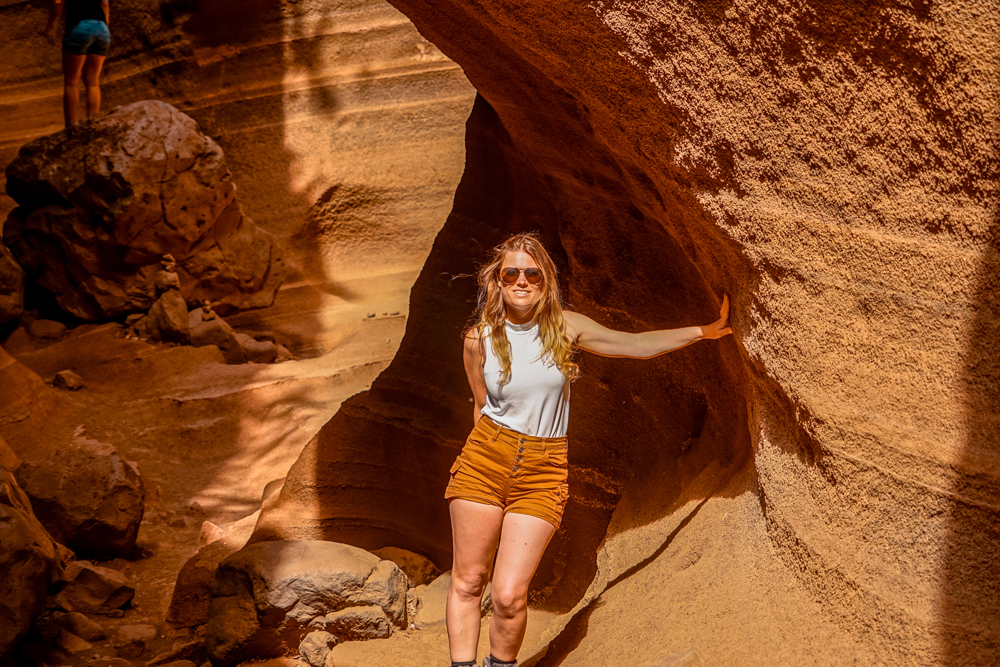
left=259, top=0, right=999, bottom=663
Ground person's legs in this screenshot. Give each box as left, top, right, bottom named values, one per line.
left=487, top=511, right=556, bottom=663
left=448, top=499, right=505, bottom=664
left=81, top=54, right=106, bottom=118
left=62, top=52, right=87, bottom=127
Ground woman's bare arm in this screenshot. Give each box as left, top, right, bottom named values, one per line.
left=565, top=295, right=732, bottom=359
left=41, top=0, right=63, bottom=43
left=463, top=330, right=488, bottom=426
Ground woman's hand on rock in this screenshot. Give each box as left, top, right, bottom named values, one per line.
left=700, top=294, right=733, bottom=340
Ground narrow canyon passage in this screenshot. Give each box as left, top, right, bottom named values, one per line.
left=1, top=0, right=997, bottom=666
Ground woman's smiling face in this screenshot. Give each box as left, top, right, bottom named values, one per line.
left=499, top=250, right=544, bottom=317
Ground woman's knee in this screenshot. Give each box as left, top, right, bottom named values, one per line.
left=490, top=583, right=527, bottom=618
left=450, top=567, right=490, bottom=600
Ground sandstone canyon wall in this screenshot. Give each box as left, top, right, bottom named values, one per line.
left=0, top=0, right=474, bottom=292
left=253, top=0, right=999, bottom=665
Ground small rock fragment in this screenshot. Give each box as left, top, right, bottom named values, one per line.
left=56, top=629, right=94, bottom=653
left=29, top=319, right=67, bottom=339
left=234, top=333, right=277, bottom=364
left=372, top=546, right=441, bottom=587
left=145, top=639, right=206, bottom=666
left=88, top=657, right=135, bottom=667
left=53, top=370, right=85, bottom=390
left=298, top=631, right=336, bottom=667
left=54, top=561, right=135, bottom=614
left=411, top=571, right=451, bottom=629
left=52, top=611, right=107, bottom=641
left=198, top=521, right=226, bottom=547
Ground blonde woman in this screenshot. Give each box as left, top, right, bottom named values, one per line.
left=445, top=232, right=732, bottom=667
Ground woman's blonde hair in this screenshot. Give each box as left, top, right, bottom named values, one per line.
left=468, top=232, right=578, bottom=385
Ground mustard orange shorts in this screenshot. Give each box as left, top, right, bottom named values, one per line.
left=445, top=416, right=569, bottom=528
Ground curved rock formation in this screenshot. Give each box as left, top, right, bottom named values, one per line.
left=250, top=0, right=999, bottom=664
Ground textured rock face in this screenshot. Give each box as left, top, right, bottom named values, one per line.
left=0, top=239, right=24, bottom=324
left=16, top=437, right=145, bottom=557
left=4, top=100, right=283, bottom=320
left=205, top=541, right=407, bottom=666
left=0, top=469, right=63, bottom=660
left=53, top=560, right=136, bottom=615
left=0, top=0, right=474, bottom=298
left=251, top=0, right=998, bottom=665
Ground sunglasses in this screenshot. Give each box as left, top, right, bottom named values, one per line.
left=500, top=266, right=543, bottom=285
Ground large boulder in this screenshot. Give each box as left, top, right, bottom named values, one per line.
left=205, top=540, right=407, bottom=667
left=0, top=239, right=24, bottom=324
left=15, top=437, right=144, bottom=558
left=3, top=100, right=284, bottom=321
left=0, top=468, right=64, bottom=660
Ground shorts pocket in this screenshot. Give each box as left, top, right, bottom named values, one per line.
left=544, top=446, right=569, bottom=469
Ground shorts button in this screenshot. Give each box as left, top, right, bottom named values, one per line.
left=515, top=456, right=522, bottom=462
left=513, top=465, right=519, bottom=472
left=518, top=447, right=524, bottom=453
left=520, top=438, right=525, bottom=443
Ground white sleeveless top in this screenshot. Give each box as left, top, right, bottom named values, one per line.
left=481, top=319, right=571, bottom=438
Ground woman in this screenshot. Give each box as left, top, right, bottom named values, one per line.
left=41, top=0, right=111, bottom=127
left=445, top=232, right=732, bottom=667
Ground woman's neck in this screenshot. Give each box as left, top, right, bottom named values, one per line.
left=505, top=305, right=536, bottom=325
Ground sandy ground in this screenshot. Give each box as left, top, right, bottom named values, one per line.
left=4, top=271, right=420, bottom=662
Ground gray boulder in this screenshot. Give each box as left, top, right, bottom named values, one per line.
left=0, top=469, right=64, bottom=660
left=205, top=540, right=407, bottom=666
left=16, top=437, right=144, bottom=557
left=0, top=240, right=24, bottom=324
left=4, top=100, right=284, bottom=321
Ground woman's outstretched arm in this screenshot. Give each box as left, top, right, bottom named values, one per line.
left=564, top=295, right=732, bottom=359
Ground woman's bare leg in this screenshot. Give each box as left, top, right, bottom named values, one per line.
left=62, top=52, right=87, bottom=127
left=488, top=512, right=556, bottom=662
left=81, top=54, right=106, bottom=118
left=448, top=499, right=504, bottom=663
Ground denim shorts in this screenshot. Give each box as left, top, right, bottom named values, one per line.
left=445, top=416, right=569, bottom=528
left=63, top=20, right=111, bottom=56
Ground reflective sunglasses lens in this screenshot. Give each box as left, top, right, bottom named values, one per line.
left=501, top=268, right=520, bottom=284
left=524, top=268, right=542, bottom=284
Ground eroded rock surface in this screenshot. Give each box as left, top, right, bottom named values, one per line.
left=4, top=100, right=284, bottom=321
left=205, top=540, right=407, bottom=666
left=0, top=469, right=63, bottom=660
left=53, top=561, right=136, bottom=615
left=16, top=437, right=145, bottom=557
left=0, top=239, right=24, bottom=324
